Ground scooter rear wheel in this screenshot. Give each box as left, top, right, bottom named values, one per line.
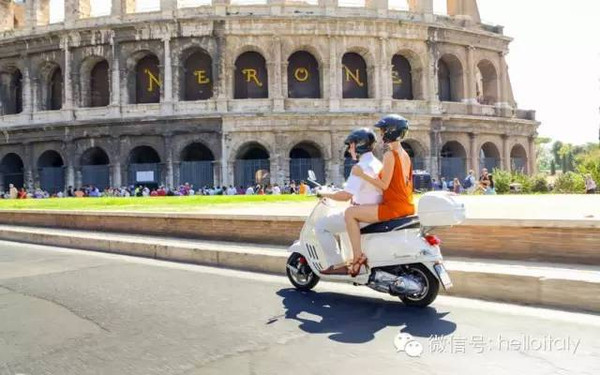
left=286, top=253, right=320, bottom=291
left=399, top=264, right=439, bottom=308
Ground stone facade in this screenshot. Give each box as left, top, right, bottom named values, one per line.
left=0, top=0, right=539, bottom=192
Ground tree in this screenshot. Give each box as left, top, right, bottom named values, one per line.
left=551, top=141, right=563, bottom=165
left=550, top=160, right=556, bottom=175
left=535, top=137, right=552, bottom=172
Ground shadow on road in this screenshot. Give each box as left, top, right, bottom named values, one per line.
left=275, top=288, right=457, bottom=344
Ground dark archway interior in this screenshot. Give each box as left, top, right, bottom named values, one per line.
left=38, top=150, right=64, bottom=168
left=1, top=153, right=24, bottom=173
left=129, top=146, right=161, bottom=164
left=290, top=143, right=321, bottom=159
left=238, top=144, right=269, bottom=160
left=81, top=147, right=110, bottom=166
left=181, top=143, right=215, bottom=161
left=510, top=145, right=527, bottom=158
left=401, top=142, right=415, bottom=158
left=481, top=142, right=500, bottom=159
left=441, top=141, right=467, bottom=158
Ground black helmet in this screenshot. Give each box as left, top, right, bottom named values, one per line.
left=344, top=128, right=376, bottom=157
left=374, top=114, right=409, bottom=143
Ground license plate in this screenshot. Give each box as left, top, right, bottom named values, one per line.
left=434, top=263, right=453, bottom=289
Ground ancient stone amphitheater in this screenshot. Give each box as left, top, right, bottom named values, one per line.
left=0, top=0, right=538, bottom=192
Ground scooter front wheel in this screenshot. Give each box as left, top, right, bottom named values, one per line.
left=286, top=252, right=320, bottom=291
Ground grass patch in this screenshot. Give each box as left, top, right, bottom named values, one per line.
left=0, top=195, right=315, bottom=211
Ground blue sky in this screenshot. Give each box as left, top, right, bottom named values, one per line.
left=48, top=0, right=600, bottom=145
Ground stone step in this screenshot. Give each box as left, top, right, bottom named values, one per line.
left=0, top=224, right=598, bottom=313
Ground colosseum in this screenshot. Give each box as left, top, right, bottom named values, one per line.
left=0, top=0, right=538, bottom=192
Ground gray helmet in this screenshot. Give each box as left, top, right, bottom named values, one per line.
left=345, top=128, right=376, bottom=157
left=374, top=114, right=409, bottom=143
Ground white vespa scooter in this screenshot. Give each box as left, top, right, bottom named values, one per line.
left=286, top=172, right=465, bottom=307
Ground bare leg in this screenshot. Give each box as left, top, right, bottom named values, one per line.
left=344, top=205, right=380, bottom=262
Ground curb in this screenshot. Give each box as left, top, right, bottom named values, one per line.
left=0, top=226, right=598, bottom=313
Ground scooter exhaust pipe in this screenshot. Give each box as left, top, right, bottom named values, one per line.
left=368, top=270, right=424, bottom=296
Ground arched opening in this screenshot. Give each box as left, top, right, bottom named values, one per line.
left=289, top=142, right=324, bottom=183
left=38, top=150, right=64, bottom=193
left=135, top=54, right=160, bottom=104
left=440, top=141, right=467, bottom=180
left=183, top=51, right=213, bottom=101
left=49, top=67, right=63, bottom=110
left=438, top=55, right=463, bottom=102
left=0, top=70, right=22, bottom=115
left=128, top=146, right=161, bottom=188
left=234, top=52, right=268, bottom=99
left=0, top=153, right=24, bottom=190
left=401, top=140, right=426, bottom=171
left=510, top=144, right=528, bottom=173
left=479, top=142, right=501, bottom=173
left=234, top=143, right=270, bottom=187
left=90, top=60, right=110, bottom=107
left=342, top=52, right=368, bottom=99
left=476, top=60, right=498, bottom=105
left=287, top=51, right=320, bottom=99
left=80, top=147, right=110, bottom=190
left=392, top=54, right=413, bottom=100
left=179, top=142, right=215, bottom=188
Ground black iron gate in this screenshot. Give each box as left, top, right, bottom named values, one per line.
left=81, top=165, right=110, bottom=190
left=440, top=157, right=466, bottom=180
left=39, top=167, right=65, bottom=193
left=2, top=172, right=24, bottom=190
left=180, top=161, right=214, bottom=188
left=290, top=158, right=324, bottom=183
left=480, top=157, right=499, bottom=173
left=235, top=159, right=269, bottom=188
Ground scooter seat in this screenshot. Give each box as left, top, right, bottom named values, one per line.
left=360, top=215, right=420, bottom=235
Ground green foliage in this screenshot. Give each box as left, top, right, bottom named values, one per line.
left=491, top=168, right=511, bottom=194
left=575, top=146, right=600, bottom=185
left=552, top=172, right=585, bottom=194
left=511, top=172, right=533, bottom=193
left=550, top=160, right=556, bottom=175
left=531, top=174, right=549, bottom=193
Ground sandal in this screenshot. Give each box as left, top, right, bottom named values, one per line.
left=321, top=265, right=350, bottom=275
left=348, top=253, right=368, bottom=277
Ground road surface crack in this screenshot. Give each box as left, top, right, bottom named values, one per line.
left=0, top=283, right=110, bottom=333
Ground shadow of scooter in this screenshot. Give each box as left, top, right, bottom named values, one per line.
left=274, top=288, right=457, bottom=344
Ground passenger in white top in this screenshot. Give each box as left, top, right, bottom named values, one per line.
left=315, top=128, right=382, bottom=274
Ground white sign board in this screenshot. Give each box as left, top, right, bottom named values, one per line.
left=136, top=171, right=155, bottom=183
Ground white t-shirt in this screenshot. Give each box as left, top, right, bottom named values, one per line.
left=344, top=152, right=383, bottom=205
left=272, top=186, right=281, bottom=195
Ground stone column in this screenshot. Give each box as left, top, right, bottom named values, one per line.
left=328, top=36, right=339, bottom=111
left=64, top=142, right=76, bottom=189
left=162, top=36, right=174, bottom=115
left=501, top=134, right=509, bottom=170
left=379, top=37, right=391, bottom=111
left=498, top=51, right=510, bottom=108
left=447, top=0, right=481, bottom=23
left=270, top=37, right=284, bottom=112
left=22, top=62, right=33, bottom=116
left=63, top=37, right=74, bottom=114
left=110, top=34, right=121, bottom=110
left=221, top=133, right=230, bottom=186
left=164, top=135, right=174, bottom=188
left=215, top=34, right=228, bottom=112
left=213, top=0, right=230, bottom=17
left=24, top=143, right=34, bottom=191
left=25, top=0, right=37, bottom=29
left=425, top=40, right=438, bottom=105
left=464, top=45, right=477, bottom=104
left=468, top=132, right=478, bottom=173
left=429, top=125, right=440, bottom=178
left=366, top=0, right=388, bottom=16
left=64, top=0, right=80, bottom=27
left=161, top=0, right=177, bottom=18
left=111, top=0, right=124, bottom=19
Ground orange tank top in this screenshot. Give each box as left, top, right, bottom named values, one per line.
left=378, top=149, right=415, bottom=220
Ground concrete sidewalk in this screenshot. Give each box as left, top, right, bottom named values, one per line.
left=1, top=224, right=598, bottom=313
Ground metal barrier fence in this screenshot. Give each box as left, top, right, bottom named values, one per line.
left=235, top=159, right=270, bottom=188
left=81, top=165, right=110, bottom=190
left=39, top=167, right=65, bottom=193
left=180, top=161, right=214, bottom=188
left=289, top=158, right=324, bottom=183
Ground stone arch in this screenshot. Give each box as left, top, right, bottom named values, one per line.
left=510, top=143, right=528, bottom=173
left=181, top=48, right=213, bottom=101
left=0, top=68, right=22, bottom=115
left=286, top=45, right=326, bottom=68
left=391, top=54, right=413, bottom=100
left=79, top=56, right=110, bottom=108
left=287, top=51, right=321, bottom=99
left=127, top=145, right=162, bottom=188
left=342, top=52, right=369, bottom=99
left=37, top=61, right=63, bottom=111
left=80, top=146, right=110, bottom=166
left=476, top=59, right=499, bottom=105
left=479, top=141, right=501, bottom=172
left=179, top=142, right=215, bottom=188
left=0, top=152, right=25, bottom=190
left=438, top=54, right=464, bottom=102
left=234, top=51, right=268, bottom=99
left=126, top=50, right=162, bottom=104
left=289, top=141, right=325, bottom=183
left=401, top=139, right=427, bottom=170
left=234, top=142, right=271, bottom=187
left=37, top=150, right=65, bottom=193
left=440, top=140, right=467, bottom=179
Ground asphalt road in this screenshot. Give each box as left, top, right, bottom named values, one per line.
left=0, top=240, right=598, bottom=375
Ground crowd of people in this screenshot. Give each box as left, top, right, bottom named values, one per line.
left=431, top=168, right=497, bottom=195
left=0, top=180, right=333, bottom=199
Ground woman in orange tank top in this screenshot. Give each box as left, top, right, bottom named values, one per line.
left=344, top=115, right=415, bottom=276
